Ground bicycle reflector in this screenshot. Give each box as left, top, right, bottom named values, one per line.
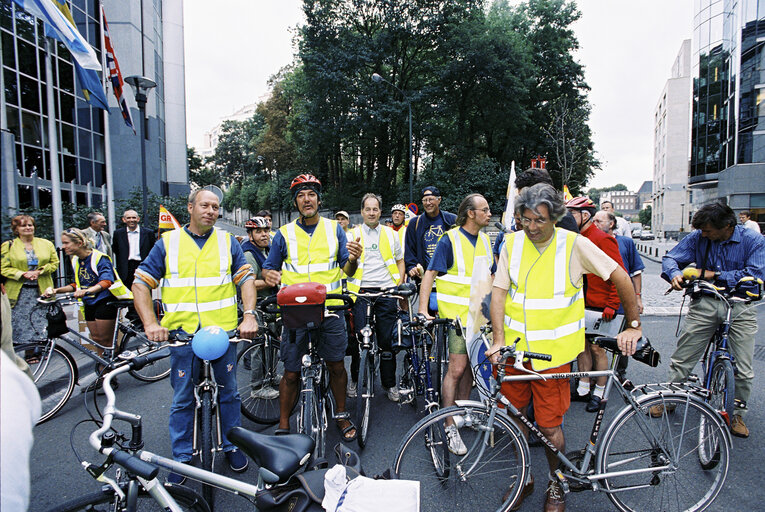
left=192, top=326, right=229, bottom=360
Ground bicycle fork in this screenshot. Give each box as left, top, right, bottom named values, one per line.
left=192, top=364, right=223, bottom=460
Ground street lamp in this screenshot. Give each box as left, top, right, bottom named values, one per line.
left=125, top=75, right=157, bottom=223
left=372, top=72, right=413, bottom=204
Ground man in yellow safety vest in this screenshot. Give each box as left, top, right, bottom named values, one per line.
left=487, top=183, right=642, bottom=512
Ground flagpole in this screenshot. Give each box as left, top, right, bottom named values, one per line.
left=99, top=6, right=116, bottom=233
left=44, top=39, right=64, bottom=248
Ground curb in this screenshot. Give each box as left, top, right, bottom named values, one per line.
left=643, top=306, right=688, bottom=317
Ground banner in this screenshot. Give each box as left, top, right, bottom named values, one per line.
left=159, top=205, right=182, bottom=230
left=563, top=184, right=573, bottom=202
left=502, top=162, right=517, bottom=232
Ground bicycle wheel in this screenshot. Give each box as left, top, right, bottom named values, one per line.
left=698, top=358, right=734, bottom=470
left=394, top=405, right=529, bottom=512
left=15, top=342, right=77, bottom=424
left=199, top=391, right=215, bottom=509
left=122, top=332, right=172, bottom=382
left=433, top=324, right=448, bottom=402
left=399, top=351, right=418, bottom=410
left=236, top=338, right=284, bottom=424
left=356, top=349, right=373, bottom=448
left=48, top=481, right=210, bottom=511
left=598, top=394, right=730, bottom=512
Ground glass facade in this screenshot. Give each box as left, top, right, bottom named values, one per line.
left=1, top=0, right=106, bottom=208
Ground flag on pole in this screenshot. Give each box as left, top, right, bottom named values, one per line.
left=563, top=184, right=573, bottom=202
left=159, top=205, right=182, bottom=230
left=12, top=0, right=101, bottom=70
left=102, top=6, right=135, bottom=132
left=48, top=0, right=108, bottom=110
left=501, top=161, right=517, bottom=232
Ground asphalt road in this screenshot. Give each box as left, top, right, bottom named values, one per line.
left=28, top=260, right=765, bottom=511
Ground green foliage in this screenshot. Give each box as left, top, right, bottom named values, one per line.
left=639, top=205, right=652, bottom=227
left=188, top=146, right=222, bottom=189
left=2, top=204, right=106, bottom=242
left=115, top=188, right=190, bottom=232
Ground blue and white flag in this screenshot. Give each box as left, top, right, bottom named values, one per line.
left=12, top=0, right=101, bottom=70
left=464, top=254, right=494, bottom=397
left=502, top=161, right=517, bottom=232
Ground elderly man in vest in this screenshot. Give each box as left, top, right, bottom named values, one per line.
left=487, top=184, right=642, bottom=512
left=263, top=174, right=363, bottom=441
left=418, top=193, right=493, bottom=455
left=132, top=189, right=258, bottom=484
left=346, top=193, right=405, bottom=401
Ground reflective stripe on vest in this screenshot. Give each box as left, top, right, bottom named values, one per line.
left=72, top=250, right=133, bottom=299
left=396, top=225, right=406, bottom=258
left=346, top=225, right=401, bottom=298
left=502, top=228, right=584, bottom=370
left=435, top=228, right=492, bottom=324
left=279, top=217, right=343, bottom=303
left=160, top=227, right=238, bottom=332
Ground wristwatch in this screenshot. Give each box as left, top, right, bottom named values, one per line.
left=629, top=319, right=641, bottom=329
left=243, top=310, right=257, bottom=317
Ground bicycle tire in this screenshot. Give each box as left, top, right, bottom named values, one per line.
left=433, top=324, right=448, bottom=402
left=47, top=482, right=210, bottom=511
left=122, top=332, right=172, bottom=382
left=356, top=349, right=373, bottom=448
left=298, top=375, right=325, bottom=462
left=598, top=394, right=729, bottom=512
left=399, top=351, right=418, bottom=410
left=199, top=391, right=215, bottom=510
left=236, top=338, right=285, bottom=424
left=698, top=358, right=735, bottom=469
left=15, top=342, right=77, bottom=424
left=394, top=404, right=529, bottom=512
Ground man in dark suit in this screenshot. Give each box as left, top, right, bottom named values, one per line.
left=112, top=210, right=154, bottom=289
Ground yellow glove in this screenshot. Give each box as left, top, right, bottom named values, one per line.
left=682, top=267, right=701, bottom=280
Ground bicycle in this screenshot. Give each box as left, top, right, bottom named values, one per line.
left=675, top=277, right=763, bottom=467
left=395, top=312, right=457, bottom=414
left=393, top=327, right=731, bottom=512
left=14, top=293, right=170, bottom=424
left=347, top=283, right=415, bottom=448
left=48, top=345, right=362, bottom=512
left=260, top=287, right=354, bottom=462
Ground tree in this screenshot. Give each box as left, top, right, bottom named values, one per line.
left=542, top=97, right=598, bottom=190
left=187, top=146, right=221, bottom=189
left=210, top=116, right=265, bottom=187
left=638, top=205, right=652, bottom=228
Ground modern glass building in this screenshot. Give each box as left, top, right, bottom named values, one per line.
left=690, top=0, right=765, bottom=226
left=1, top=0, right=188, bottom=228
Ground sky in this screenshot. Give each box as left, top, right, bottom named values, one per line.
left=183, top=0, right=694, bottom=192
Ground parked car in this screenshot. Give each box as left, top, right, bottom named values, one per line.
left=640, top=231, right=655, bottom=240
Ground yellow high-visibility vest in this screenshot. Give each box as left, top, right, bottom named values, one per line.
left=72, top=249, right=132, bottom=300
left=346, top=224, right=400, bottom=298
left=279, top=217, right=344, bottom=304
left=435, top=227, right=492, bottom=325
left=502, top=228, right=584, bottom=370
left=395, top=225, right=407, bottom=259
left=160, top=227, right=238, bottom=333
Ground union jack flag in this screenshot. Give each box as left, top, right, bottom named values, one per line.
left=102, top=6, right=135, bottom=133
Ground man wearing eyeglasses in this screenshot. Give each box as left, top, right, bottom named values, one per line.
left=487, top=184, right=641, bottom=512
left=419, top=194, right=492, bottom=456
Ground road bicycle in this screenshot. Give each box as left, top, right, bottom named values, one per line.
left=47, top=345, right=361, bottom=512
left=395, top=312, right=457, bottom=414
left=393, top=327, right=731, bottom=512
left=260, top=289, right=354, bottom=462
left=347, top=284, right=415, bottom=448
left=676, top=276, right=763, bottom=467
left=14, top=293, right=170, bottom=423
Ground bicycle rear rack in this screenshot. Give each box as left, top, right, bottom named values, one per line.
left=630, top=381, right=711, bottom=401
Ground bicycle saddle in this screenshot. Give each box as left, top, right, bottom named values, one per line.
left=227, top=427, right=315, bottom=482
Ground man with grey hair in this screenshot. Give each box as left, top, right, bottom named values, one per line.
left=488, top=183, right=642, bottom=512
left=84, top=211, right=113, bottom=258
left=601, top=201, right=631, bottom=238
left=346, top=193, right=405, bottom=401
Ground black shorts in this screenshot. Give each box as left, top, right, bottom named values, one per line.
left=83, top=299, right=118, bottom=321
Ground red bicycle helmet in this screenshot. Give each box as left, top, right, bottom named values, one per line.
left=565, top=196, right=596, bottom=209
left=290, top=174, right=322, bottom=193
left=245, top=216, right=269, bottom=230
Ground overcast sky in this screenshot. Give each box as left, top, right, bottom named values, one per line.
left=183, top=0, right=694, bottom=191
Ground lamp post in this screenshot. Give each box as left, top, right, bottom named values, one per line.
left=372, top=73, right=413, bottom=204
left=125, top=76, right=157, bottom=222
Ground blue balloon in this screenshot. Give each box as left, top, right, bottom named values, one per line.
left=192, top=326, right=229, bottom=360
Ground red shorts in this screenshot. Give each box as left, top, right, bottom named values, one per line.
left=498, top=361, right=571, bottom=428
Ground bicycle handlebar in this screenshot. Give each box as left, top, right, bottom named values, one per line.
left=594, top=336, right=661, bottom=367
left=111, top=449, right=159, bottom=480
left=497, top=345, right=552, bottom=362
left=259, top=293, right=355, bottom=314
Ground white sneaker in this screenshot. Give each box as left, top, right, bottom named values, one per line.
left=445, top=424, right=467, bottom=455
left=347, top=380, right=357, bottom=398
left=251, top=386, right=279, bottom=400
left=386, top=386, right=400, bottom=402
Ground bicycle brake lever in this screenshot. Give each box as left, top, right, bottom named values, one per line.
left=513, top=352, right=548, bottom=381
left=82, top=460, right=126, bottom=500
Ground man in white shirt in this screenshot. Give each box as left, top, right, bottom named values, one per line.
left=347, top=193, right=406, bottom=401
left=739, top=210, right=761, bottom=234
left=601, top=201, right=632, bottom=238
left=112, top=210, right=154, bottom=289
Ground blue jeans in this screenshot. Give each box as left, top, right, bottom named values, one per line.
left=168, top=342, right=241, bottom=461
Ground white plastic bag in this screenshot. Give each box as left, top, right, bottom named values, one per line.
left=322, top=465, right=420, bottom=512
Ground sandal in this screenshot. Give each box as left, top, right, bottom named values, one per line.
left=335, top=412, right=357, bottom=442
left=274, top=428, right=291, bottom=436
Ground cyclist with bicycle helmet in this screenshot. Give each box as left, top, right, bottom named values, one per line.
left=262, top=174, right=363, bottom=441
left=243, top=216, right=276, bottom=297
left=390, top=204, right=408, bottom=258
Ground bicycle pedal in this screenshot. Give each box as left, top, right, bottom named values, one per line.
left=554, top=470, right=570, bottom=493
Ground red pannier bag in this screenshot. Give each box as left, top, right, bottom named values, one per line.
left=277, top=282, right=327, bottom=330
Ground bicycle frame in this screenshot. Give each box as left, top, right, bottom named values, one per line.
left=192, top=359, right=224, bottom=459
left=401, top=322, right=439, bottom=410
left=700, top=297, right=736, bottom=396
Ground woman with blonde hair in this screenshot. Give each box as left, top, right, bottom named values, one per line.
left=1, top=215, right=59, bottom=345
left=44, top=228, right=131, bottom=364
